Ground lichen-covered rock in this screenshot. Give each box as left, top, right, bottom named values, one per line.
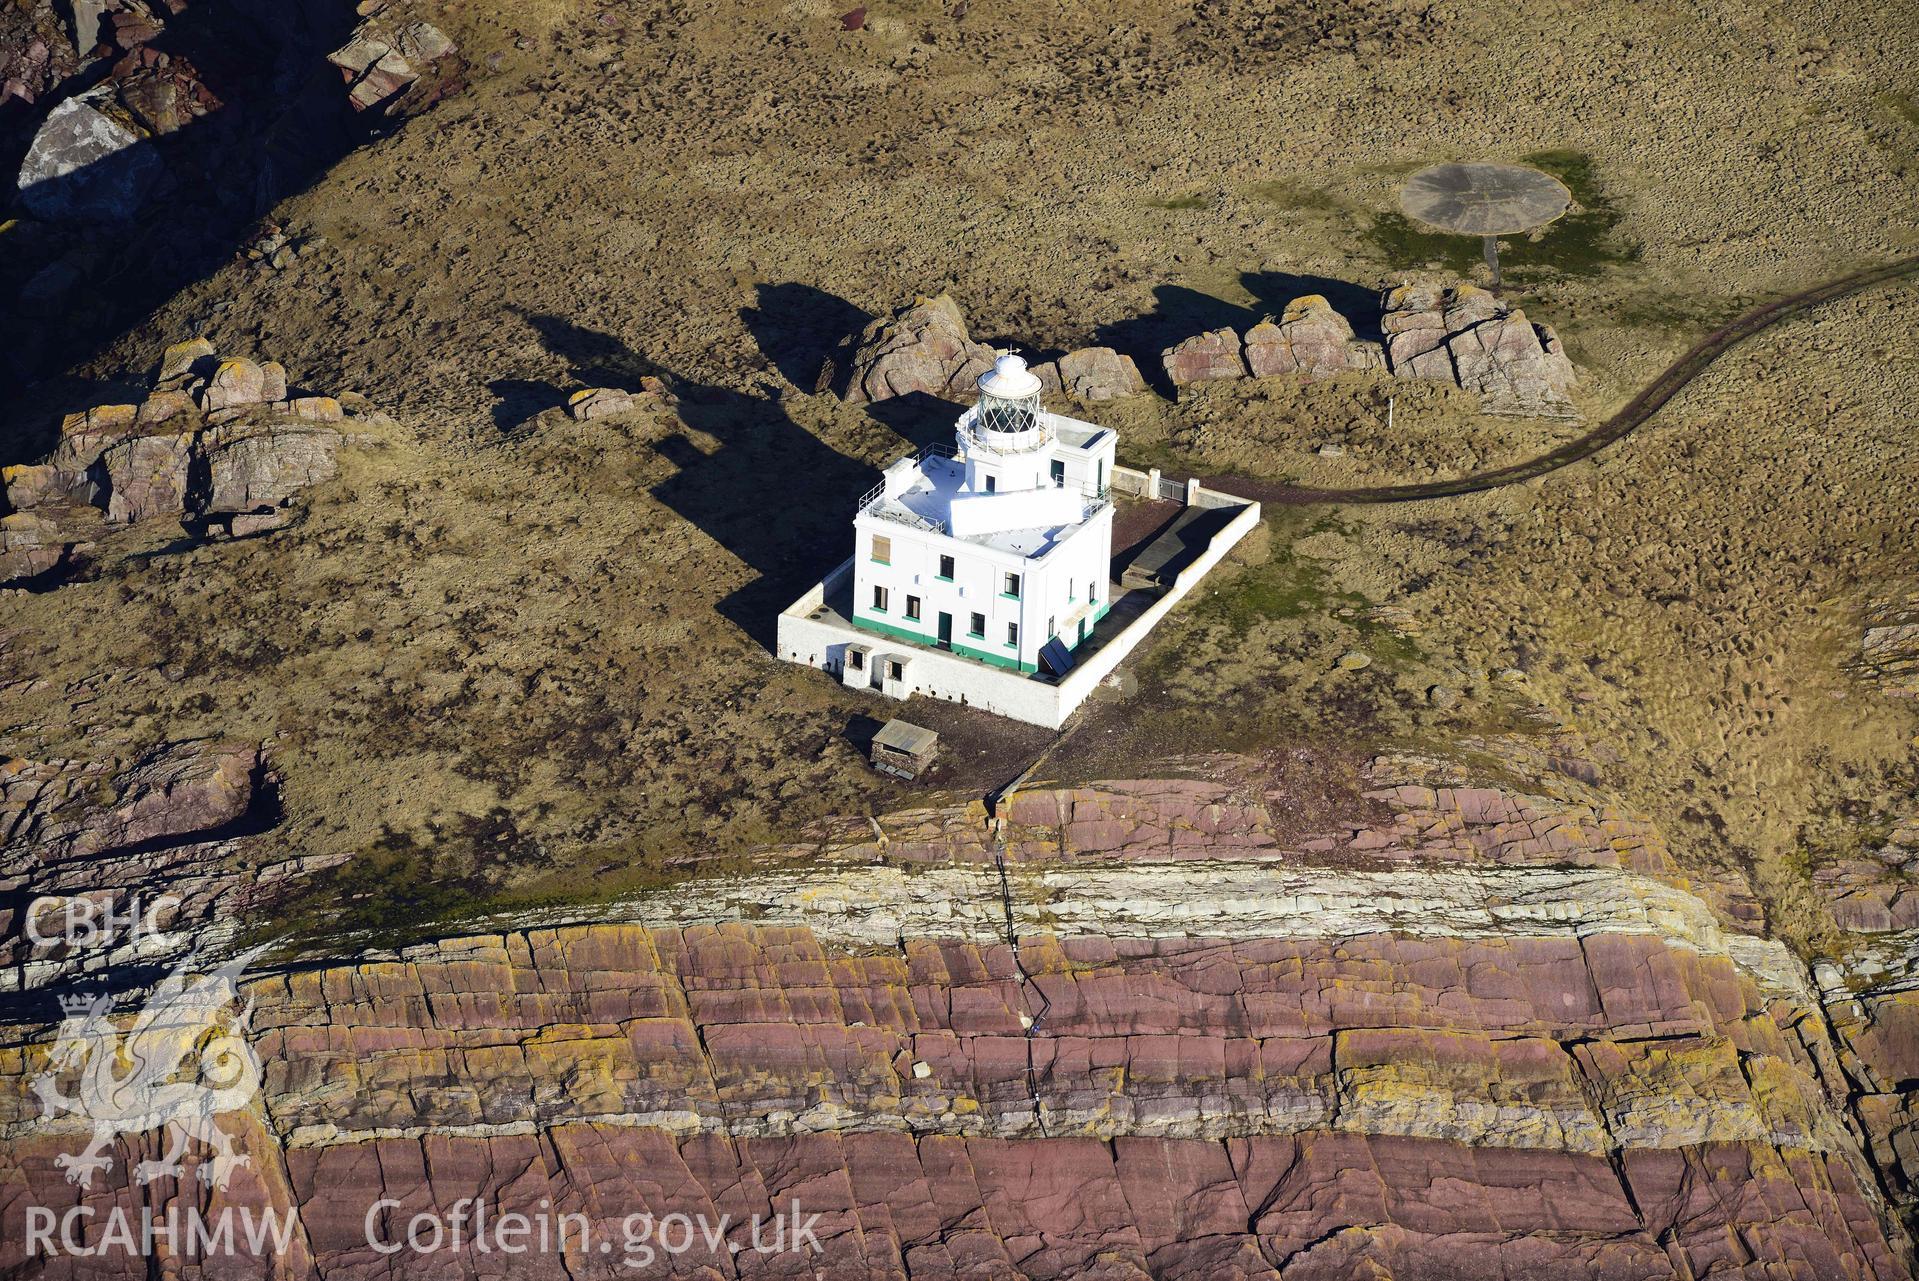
left=1382, top=282, right=1578, bottom=417
left=2, top=464, right=69, bottom=512
left=136, top=388, right=196, bottom=425
left=16, top=94, right=161, bottom=223
left=202, top=424, right=343, bottom=517
left=328, top=17, right=460, bottom=118
left=155, top=335, right=216, bottom=387
left=841, top=294, right=999, bottom=404
left=1162, top=326, right=1246, bottom=386
left=288, top=395, right=345, bottom=423
left=566, top=386, right=635, bottom=420
left=260, top=360, right=289, bottom=405
left=48, top=402, right=137, bottom=475
left=0, top=506, right=98, bottom=583
left=1243, top=295, right=1386, bottom=379
left=1055, top=346, right=1147, bottom=401
left=200, top=356, right=269, bottom=414
left=100, top=429, right=193, bottom=523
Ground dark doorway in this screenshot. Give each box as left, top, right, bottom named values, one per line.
left=937, top=612, right=953, bottom=649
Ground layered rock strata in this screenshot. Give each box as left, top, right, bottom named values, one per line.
left=1, top=862, right=1905, bottom=1279
left=2, top=745, right=1909, bottom=1276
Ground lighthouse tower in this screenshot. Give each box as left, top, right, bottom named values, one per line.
left=836, top=347, right=1118, bottom=679
left=960, top=355, right=1055, bottom=495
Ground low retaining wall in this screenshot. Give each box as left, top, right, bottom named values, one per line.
left=1051, top=498, right=1260, bottom=712
left=776, top=478, right=1261, bottom=729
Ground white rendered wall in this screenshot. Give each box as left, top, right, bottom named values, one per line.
left=853, top=508, right=1113, bottom=670
left=1052, top=427, right=1117, bottom=496
left=853, top=516, right=1032, bottom=666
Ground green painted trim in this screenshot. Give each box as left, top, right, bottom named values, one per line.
left=955, top=640, right=1031, bottom=672
left=999, top=592, right=1022, bottom=601
left=854, top=611, right=922, bottom=644
left=853, top=612, right=1034, bottom=673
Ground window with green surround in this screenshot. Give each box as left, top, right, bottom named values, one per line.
left=1006, top=622, right=1019, bottom=647
left=871, top=585, right=888, bottom=613
left=937, top=554, right=954, bottom=580
left=905, top=595, right=921, bottom=621
left=968, top=612, right=985, bottom=637
left=1002, top=572, right=1021, bottom=598
left=871, top=534, right=890, bottom=564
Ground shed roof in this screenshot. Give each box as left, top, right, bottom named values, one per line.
left=873, top=719, right=939, bottom=756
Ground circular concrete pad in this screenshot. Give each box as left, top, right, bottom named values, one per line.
left=1399, top=162, right=1572, bottom=236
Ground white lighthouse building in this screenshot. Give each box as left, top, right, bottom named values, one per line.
left=849, top=354, right=1117, bottom=673
left=778, top=348, right=1261, bottom=728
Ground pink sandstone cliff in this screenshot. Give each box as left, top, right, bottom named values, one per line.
left=2, top=750, right=1915, bottom=1278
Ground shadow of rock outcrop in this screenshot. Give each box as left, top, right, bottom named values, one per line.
left=514, top=311, right=665, bottom=393
left=1242, top=271, right=1384, bottom=343
left=741, top=282, right=872, bottom=391
left=519, top=311, right=881, bottom=652
left=1092, top=285, right=1262, bottom=397
left=654, top=384, right=879, bottom=649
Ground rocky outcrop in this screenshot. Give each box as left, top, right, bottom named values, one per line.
left=1243, top=294, right=1387, bottom=380
left=1864, top=624, right=1919, bottom=695
left=0, top=339, right=387, bottom=585
left=1816, top=930, right=1919, bottom=1243
left=16, top=93, right=161, bottom=222
left=9, top=0, right=228, bottom=223
left=1381, top=282, right=1579, bottom=417
left=2, top=740, right=262, bottom=866
left=1815, top=821, right=1919, bottom=934
left=1035, top=346, right=1148, bottom=402
left=1156, top=283, right=1580, bottom=418
left=840, top=297, right=1149, bottom=406
left=1859, top=596, right=1919, bottom=696
left=327, top=12, right=461, bottom=119
left=0, top=6, right=74, bottom=113
left=1162, top=325, right=1247, bottom=385
left=839, top=294, right=1000, bottom=405
left=0, top=503, right=102, bottom=585
left=0, top=740, right=323, bottom=991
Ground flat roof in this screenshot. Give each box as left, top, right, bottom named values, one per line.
left=875, top=456, right=1100, bottom=558
left=873, top=719, right=938, bottom=755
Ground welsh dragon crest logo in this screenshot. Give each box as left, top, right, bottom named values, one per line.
left=32, top=948, right=266, bottom=1191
